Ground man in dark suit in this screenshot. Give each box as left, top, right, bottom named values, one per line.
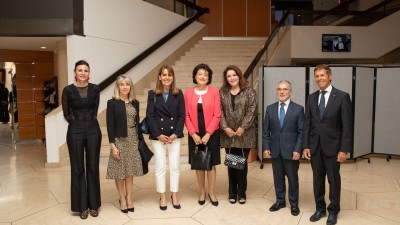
left=262, top=80, right=304, bottom=216
left=303, top=64, right=353, bottom=225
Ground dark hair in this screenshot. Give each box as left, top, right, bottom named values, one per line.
left=192, top=63, right=213, bottom=85
left=154, top=65, right=179, bottom=95
left=74, top=60, right=90, bottom=71
left=221, top=65, right=248, bottom=94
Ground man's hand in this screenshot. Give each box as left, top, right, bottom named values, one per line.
left=337, top=151, right=347, bottom=162
left=303, top=148, right=311, bottom=160
left=292, top=152, right=300, bottom=160
left=263, top=150, right=271, bottom=158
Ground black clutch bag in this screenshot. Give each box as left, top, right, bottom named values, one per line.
left=224, top=148, right=246, bottom=170
left=140, top=118, right=149, bottom=135
left=191, top=145, right=212, bottom=171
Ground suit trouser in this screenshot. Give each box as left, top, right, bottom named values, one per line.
left=152, top=138, right=181, bottom=193
left=67, top=120, right=102, bottom=212
left=311, top=143, right=341, bottom=215
left=225, top=148, right=250, bottom=199
left=271, top=155, right=299, bottom=207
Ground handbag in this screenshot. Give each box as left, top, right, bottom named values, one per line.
left=191, top=145, right=212, bottom=171
left=224, top=148, right=246, bottom=170
left=140, top=118, right=149, bottom=135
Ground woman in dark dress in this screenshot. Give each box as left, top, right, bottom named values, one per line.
left=62, top=60, right=102, bottom=219
left=184, top=63, right=221, bottom=207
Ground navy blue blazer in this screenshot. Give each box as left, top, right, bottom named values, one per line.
left=302, top=86, right=353, bottom=157
left=106, top=99, right=139, bottom=143
left=262, top=101, right=304, bottom=160
left=146, top=90, right=185, bottom=140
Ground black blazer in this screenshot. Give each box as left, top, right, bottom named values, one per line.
left=106, top=99, right=139, bottom=143
left=146, top=90, right=185, bottom=140
left=262, top=101, right=304, bottom=160
left=302, top=86, right=353, bottom=157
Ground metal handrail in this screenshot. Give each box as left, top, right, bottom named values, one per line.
left=98, top=0, right=209, bottom=91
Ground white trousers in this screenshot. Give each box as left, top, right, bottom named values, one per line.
left=151, top=138, right=181, bottom=193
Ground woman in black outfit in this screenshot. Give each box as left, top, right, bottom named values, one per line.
left=62, top=60, right=102, bottom=219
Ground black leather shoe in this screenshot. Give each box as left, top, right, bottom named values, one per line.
left=198, top=194, right=206, bottom=205
left=269, top=202, right=286, bottom=212
left=171, top=195, right=181, bottom=209
left=208, top=194, right=219, bottom=206
left=326, top=214, right=337, bottom=225
left=159, top=198, right=167, bottom=211
left=309, top=211, right=326, bottom=222
left=291, top=206, right=300, bottom=216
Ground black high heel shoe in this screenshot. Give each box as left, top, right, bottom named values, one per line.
left=125, top=196, right=134, bottom=212
left=119, top=200, right=128, bottom=214
left=171, top=195, right=181, bottom=209
left=198, top=194, right=206, bottom=205
left=208, top=194, right=219, bottom=206
left=159, top=198, right=167, bottom=211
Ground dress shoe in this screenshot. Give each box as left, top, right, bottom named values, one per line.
left=126, top=196, right=134, bottom=212
left=309, top=211, right=326, bottom=222
left=119, top=200, right=128, bottom=214
left=290, top=206, right=300, bottom=216
left=79, top=210, right=88, bottom=219
left=229, top=198, right=237, bottom=204
left=269, top=202, right=286, bottom=212
left=159, top=198, right=167, bottom=211
left=208, top=194, right=219, bottom=206
left=238, top=198, right=246, bottom=204
left=171, top=195, right=181, bottom=209
left=198, top=194, right=206, bottom=205
left=326, top=214, right=337, bottom=225
left=89, top=209, right=99, bottom=217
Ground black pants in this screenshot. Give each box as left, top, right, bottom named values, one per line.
left=225, top=147, right=250, bottom=199
left=271, top=155, right=299, bottom=207
left=311, top=143, right=341, bottom=215
left=67, top=120, right=102, bottom=212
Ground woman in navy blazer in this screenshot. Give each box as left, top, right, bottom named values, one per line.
left=146, top=65, right=185, bottom=210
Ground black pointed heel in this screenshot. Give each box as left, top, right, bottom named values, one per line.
left=208, top=194, right=219, bottom=206
left=171, top=195, right=181, bottom=209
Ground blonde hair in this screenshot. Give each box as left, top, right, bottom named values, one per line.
left=113, top=75, right=135, bottom=102
left=154, top=65, right=179, bottom=95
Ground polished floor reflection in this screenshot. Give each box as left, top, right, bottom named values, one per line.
left=0, top=123, right=400, bottom=225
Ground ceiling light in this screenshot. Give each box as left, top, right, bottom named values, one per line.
left=40, top=46, right=47, bottom=49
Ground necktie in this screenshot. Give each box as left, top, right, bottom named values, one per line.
left=319, top=90, right=327, bottom=119
left=279, top=103, right=285, bottom=127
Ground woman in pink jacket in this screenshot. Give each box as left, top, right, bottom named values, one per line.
left=185, top=63, right=221, bottom=207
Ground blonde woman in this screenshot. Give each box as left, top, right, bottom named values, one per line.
left=106, top=75, right=144, bottom=213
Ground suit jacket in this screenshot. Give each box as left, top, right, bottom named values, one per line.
left=262, top=100, right=304, bottom=160
left=106, top=99, right=138, bottom=143
left=220, top=86, right=257, bottom=149
left=184, top=85, right=221, bottom=136
left=146, top=90, right=185, bottom=140
left=302, top=86, right=353, bottom=157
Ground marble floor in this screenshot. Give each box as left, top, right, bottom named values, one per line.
left=0, top=123, right=400, bottom=225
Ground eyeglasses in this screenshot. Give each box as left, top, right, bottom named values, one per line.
left=276, top=88, right=290, bottom=91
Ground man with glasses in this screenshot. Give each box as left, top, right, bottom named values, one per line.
left=262, top=80, right=304, bottom=216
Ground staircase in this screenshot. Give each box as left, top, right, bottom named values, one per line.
left=100, top=38, right=264, bottom=160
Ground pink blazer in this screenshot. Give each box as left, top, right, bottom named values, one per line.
left=184, top=86, right=221, bottom=136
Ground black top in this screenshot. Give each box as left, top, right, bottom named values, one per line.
left=61, top=83, right=100, bottom=123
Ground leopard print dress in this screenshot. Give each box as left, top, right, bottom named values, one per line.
left=106, top=103, right=143, bottom=179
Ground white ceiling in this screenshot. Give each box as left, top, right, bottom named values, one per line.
left=0, top=37, right=65, bottom=51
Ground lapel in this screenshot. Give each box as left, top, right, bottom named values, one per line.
left=271, top=102, right=280, bottom=129
left=314, top=91, right=322, bottom=120
left=158, top=92, right=173, bottom=115
left=322, top=87, right=338, bottom=119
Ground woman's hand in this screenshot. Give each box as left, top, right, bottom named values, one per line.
left=235, top=127, right=244, bottom=136
left=112, top=148, right=121, bottom=160
left=167, top=134, right=177, bottom=144
left=201, top=133, right=211, bottom=145
left=157, top=134, right=169, bottom=144
left=191, top=133, right=202, bottom=145
left=224, top=127, right=236, bottom=137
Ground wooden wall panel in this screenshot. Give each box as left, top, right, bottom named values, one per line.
left=34, top=76, right=54, bottom=88
left=36, top=127, right=46, bottom=139
left=17, top=90, right=34, bottom=101
left=223, top=0, right=246, bottom=36
left=18, top=115, right=36, bottom=127
left=35, top=102, right=46, bottom=114
left=34, top=90, right=45, bottom=101
left=248, top=0, right=270, bottom=36
left=34, top=63, right=54, bottom=76
left=198, top=0, right=222, bottom=36
left=14, top=63, right=34, bottom=76
left=0, top=49, right=53, bottom=63
left=18, top=127, right=36, bottom=139
left=18, top=102, right=35, bottom=114
left=36, top=115, right=45, bottom=127
left=15, top=76, right=34, bottom=89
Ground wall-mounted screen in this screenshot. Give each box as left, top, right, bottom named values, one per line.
left=322, top=34, right=351, bottom=52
